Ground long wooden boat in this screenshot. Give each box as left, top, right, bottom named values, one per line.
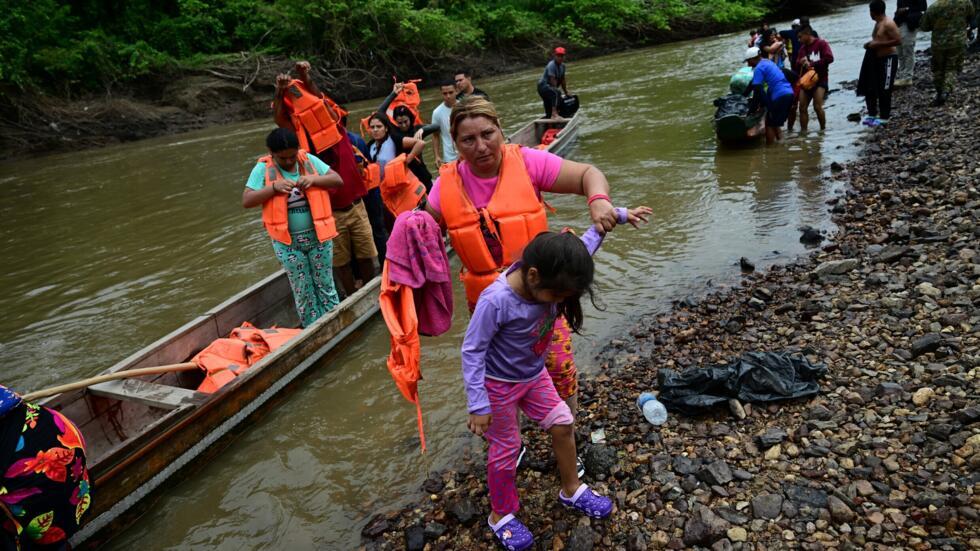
left=45, top=271, right=382, bottom=547
left=508, top=112, right=581, bottom=157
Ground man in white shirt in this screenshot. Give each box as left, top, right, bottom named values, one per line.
left=415, top=79, right=458, bottom=166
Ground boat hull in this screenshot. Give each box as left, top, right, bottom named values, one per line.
left=508, top=113, right=581, bottom=156
left=53, top=273, right=381, bottom=547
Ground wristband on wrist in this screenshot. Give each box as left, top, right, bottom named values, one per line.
left=587, top=193, right=611, bottom=206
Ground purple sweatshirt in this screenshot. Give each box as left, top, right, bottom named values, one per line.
left=461, top=208, right=627, bottom=415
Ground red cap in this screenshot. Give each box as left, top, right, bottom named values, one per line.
left=554, top=47, right=566, bottom=55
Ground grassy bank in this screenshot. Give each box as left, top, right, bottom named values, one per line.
left=0, top=0, right=852, bottom=159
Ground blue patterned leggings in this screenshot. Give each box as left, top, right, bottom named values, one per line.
left=271, top=229, right=340, bottom=327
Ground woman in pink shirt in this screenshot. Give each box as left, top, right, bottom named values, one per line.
left=425, top=96, right=632, bottom=477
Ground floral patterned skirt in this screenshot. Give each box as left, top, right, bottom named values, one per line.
left=544, top=316, right=578, bottom=400
left=1, top=402, right=91, bottom=550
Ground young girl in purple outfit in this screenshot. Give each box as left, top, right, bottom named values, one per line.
left=461, top=206, right=651, bottom=550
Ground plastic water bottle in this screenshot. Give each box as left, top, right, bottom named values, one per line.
left=637, top=392, right=668, bottom=426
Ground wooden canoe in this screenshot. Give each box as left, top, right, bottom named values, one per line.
left=507, top=112, right=581, bottom=157
left=45, top=271, right=382, bottom=547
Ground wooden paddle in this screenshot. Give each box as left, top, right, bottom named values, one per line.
left=21, top=362, right=200, bottom=402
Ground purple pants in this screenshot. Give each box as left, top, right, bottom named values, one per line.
left=484, top=369, right=574, bottom=515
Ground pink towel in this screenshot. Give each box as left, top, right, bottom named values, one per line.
left=386, top=210, right=453, bottom=336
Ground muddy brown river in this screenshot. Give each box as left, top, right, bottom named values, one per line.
left=0, top=4, right=918, bottom=548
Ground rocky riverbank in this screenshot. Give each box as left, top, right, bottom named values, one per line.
left=361, top=51, right=980, bottom=551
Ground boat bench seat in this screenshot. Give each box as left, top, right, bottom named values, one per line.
left=90, top=379, right=209, bottom=410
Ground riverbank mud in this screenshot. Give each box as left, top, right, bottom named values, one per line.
left=362, top=51, right=980, bottom=550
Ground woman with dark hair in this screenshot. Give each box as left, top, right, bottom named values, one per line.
left=761, top=28, right=787, bottom=68
left=366, top=112, right=432, bottom=192
left=426, top=96, right=647, bottom=477
left=242, top=127, right=345, bottom=326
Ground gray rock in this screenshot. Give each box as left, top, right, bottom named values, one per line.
left=698, top=460, right=734, bottom=485
left=800, top=226, right=824, bottom=244
left=566, top=525, right=595, bottom=551
left=911, top=333, right=942, bottom=357
left=672, top=456, right=702, bottom=475
left=876, top=245, right=912, bottom=263
left=756, top=428, right=788, bottom=447
left=715, top=506, right=749, bottom=525
left=405, top=524, right=425, bottom=551
left=421, top=476, right=444, bottom=494
left=361, top=515, right=390, bottom=539
left=784, top=485, right=829, bottom=508
left=813, top=258, right=859, bottom=277
left=875, top=382, right=904, bottom=396
left=584, top=444, right=618, bottom=476
left=683, top=506, right=730, bottom=546
left=626, top=528, right=648, bottom=551
left=752, top=493, right=784, bottom=519
left=732, top=469, right=754, bottom=481
left=828, top=495, right=855, bottom=522
left=808, top=404, right=833, bottom=420
left=423, top=521, right=446, bottom=541
left=448, top=498, right=478, bottom=525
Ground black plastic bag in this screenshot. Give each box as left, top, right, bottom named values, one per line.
left=713, top=94, right=751, bottom=120
left=657, top=352, right=827, bottom=415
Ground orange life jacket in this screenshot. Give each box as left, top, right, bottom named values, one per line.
left=380, top=154, right=427, bottom=216
left=282, top=79, right=343, bottom=153
left=439, top=144, right=548, bottom=306
left=540, top=128, right=561, bottom=146
left=378, top=262, right=426, bottom=452
left=258, top=151, right=338, bottom=245
left=390, top=80, right=423, bottom=126
left=194, top=322, right=302, bottom=394
left=351, top=146, right=381, bottom=191
left=359, top=80, right=424, bottom=137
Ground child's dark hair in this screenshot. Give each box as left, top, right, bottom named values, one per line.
left=266, top=127, right=299, bottom=152
left=520, top=231, right=596, bottom=333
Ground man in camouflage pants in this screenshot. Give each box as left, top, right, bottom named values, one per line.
left=920, top=0, right=977, bottom=105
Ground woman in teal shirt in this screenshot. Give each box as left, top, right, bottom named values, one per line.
left=243, top=128, right=344, bottom=326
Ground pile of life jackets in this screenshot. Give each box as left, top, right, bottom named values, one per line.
left=537, top=128, right=561, bottom=149
left=194, top=323, right=302, bottom=393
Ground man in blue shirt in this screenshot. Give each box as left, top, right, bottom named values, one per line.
left=742, top=46, right=795, bottom=145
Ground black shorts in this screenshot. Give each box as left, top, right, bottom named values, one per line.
left=766, top=93, right=794, bottom=127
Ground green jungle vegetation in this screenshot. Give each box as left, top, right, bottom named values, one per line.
left=1, top=0, right=783, bottom=98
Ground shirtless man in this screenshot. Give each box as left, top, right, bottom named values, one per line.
left=863, top=0, right=902, bottom=125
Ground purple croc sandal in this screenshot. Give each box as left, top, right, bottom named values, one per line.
left=489, top=514, right=534, bottom=551
left=559, top=483, right=613, bottom=518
